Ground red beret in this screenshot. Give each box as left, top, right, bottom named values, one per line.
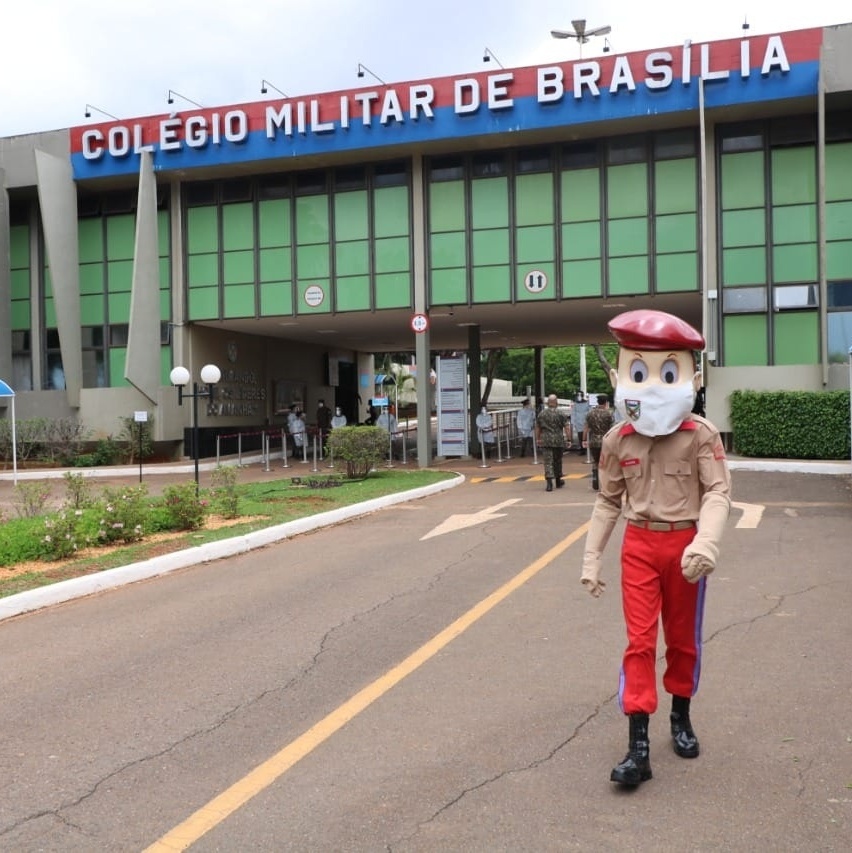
left=608, top=309, right=705, bottom=351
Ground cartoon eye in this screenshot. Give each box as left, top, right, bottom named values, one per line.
left=628, top=358, right=649, bottom=383
left=660, top=358, right=679, bottom=384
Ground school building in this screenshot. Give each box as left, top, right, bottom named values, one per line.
left=1, top=21, right=851, bottom=464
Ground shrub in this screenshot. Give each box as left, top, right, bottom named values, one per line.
left=210, top=465, right=240, bottom=518
left=326, top=426, right=387, bottom=479
left=730, top=390, right=851, bottom=460
left=13, top=481, right=52, bottom=518
left=162, top=483, right=206, bottom=531
left=0, top=516, right=48, bottom=566
left=95, top=485, right=148, bottom=544
left=118, top=415, right=155, bottom=464
left=92, top=437, right=125, bottom=467
left=41, top=510, right=86, bottom=561
left=63, top=471, right=95, bottom=509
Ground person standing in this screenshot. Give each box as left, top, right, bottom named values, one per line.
left=289, top=407, right=306, bottom=454
left=330, top=406, right=347, bottom=430
left=535, top=394, right=569, bottom=491
left=475, top=405, right=496, bottom=458
left=316, top=398, right=333, bottom=452
left=580, top=309, right=731, bottom=788
left=583, top=393, right=615, bottom=490
left=516, top=398, right=536, bottom=457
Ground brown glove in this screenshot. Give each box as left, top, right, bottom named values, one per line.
left=580, top=496, right=621, bottom=597
left=681, top=492, right=730, bottom=583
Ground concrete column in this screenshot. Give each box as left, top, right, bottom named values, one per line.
left=468, top=324, right=481, bottom=456
left=411, top=154, right=432, bottom=467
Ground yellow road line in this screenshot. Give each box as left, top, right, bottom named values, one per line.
left=144, top=522, right=590, bottom=852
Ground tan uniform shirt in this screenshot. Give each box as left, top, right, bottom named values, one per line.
left=598, top=416, right=731, bottom=523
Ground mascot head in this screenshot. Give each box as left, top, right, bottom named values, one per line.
left=607, top=309, right=704, bottom=437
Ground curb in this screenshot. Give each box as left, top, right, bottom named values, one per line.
left=0, top=473, right=466, bottom=623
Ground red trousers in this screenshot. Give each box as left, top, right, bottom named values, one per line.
left=618, top=524, right=707, bottom=715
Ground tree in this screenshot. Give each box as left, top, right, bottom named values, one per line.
left=480, top=348, right=506, bottom=405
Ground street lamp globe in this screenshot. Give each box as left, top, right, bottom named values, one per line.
left=200, top=364, right=222, bottom=385
left=170, top=365, right=190, bottom=386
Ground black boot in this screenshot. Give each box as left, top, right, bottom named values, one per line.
left=555, top=477, right=565, bottom=488
left=591, top=467, right=599, bottom=491
left=545, top=478, right=553, bottom=492
left=670, top=695, right=700, bottom=758
left=610, top=713, right=652, bottom=786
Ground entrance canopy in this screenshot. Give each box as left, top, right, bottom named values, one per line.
left=0, top=379, right=17, bottom=485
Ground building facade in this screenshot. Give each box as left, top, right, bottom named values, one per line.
left=1, top=23, right=851, bottom=463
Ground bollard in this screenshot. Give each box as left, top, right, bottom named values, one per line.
left=216, top=434, right=221, bottom=467
left=311, top=434, right=319, bottom=472
left=237, top=433, right=243, bottom=467
left=479, top=433, right=490, bottom=468
left=386, top=430, right=395, bottom=468
left=532, top=434, right=540, bottom=465
left=264, top=432, right=271, bottom=472
left=281, top=429, right=289, bottom=469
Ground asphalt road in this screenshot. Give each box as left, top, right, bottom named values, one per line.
left=0, top=459, right=849, bottom=852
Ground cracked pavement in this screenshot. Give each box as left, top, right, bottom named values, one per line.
left=0, top=460, right=849, bottom=851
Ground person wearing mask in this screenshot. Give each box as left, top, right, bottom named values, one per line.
left=580, top=309, right=731, bottom=788
left=376, top=406, right=399, bottom=459
left=316, top=398, right=333, bottom=453
left=583, top=393, right=615, bottom=490
left=535, top=394, right=569, bottom=491
left=475, top=405, right=496, bottom=458
left=571, top=391, right=590, bottom=454
left=516, top=398, right=536, bottom=457
left=289, top=407, right=306, bottom=453
left=331, top=406, right=347, bottom=430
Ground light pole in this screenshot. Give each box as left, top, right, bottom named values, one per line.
left=170, top=364, right=221, bottom=495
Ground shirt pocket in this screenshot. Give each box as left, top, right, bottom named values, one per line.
left=664, top=459, right=694, bottom=513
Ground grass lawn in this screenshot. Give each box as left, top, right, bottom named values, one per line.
left=0, top=469, right=457, bottom=599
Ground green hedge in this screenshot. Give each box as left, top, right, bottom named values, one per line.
left=730, top=390, right=851, bottom=460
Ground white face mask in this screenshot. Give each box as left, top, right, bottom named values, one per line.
left=481, top=408, right=487, bottom=415
left=614, top=381, right=695, bottom=437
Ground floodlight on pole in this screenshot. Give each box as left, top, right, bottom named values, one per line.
left=551, top=19, right=611, bottom=58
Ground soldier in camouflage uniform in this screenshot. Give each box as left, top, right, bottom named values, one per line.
left=535, top=394, right=570, bottom=491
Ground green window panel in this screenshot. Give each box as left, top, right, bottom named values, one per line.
left=656, top=253, right=698, bottom=292
left=375, top=272, right=411, bottom=309
left=826, top=201, right=852, bottom=242
left=655, top=213, right=697, bottom=254
left=516, top=225, right=555, bottom=264
left=260, top=247, right=292, bottom=283
left=187, top=254, right=220, bottom=288
left=722, top=209, right=766, bottom=248
left=10, top=268, right=30, bottom=300
left=80, top=294, right=105, bottom=325
left=472, top=265, right=510, bottom=302
left=10, top=225, right=30, bottom=268
left=375, top=236, right=411, bottom=274
left=772, top=204, right=816, bottom=244
left=295, top=243, right=331, bottom=279
left=260, top=281, right=293, bottom=316
left=44, top=269, right=53, bottom=296
left=108, top=291, right=131, bottom=321
left=106, top=215, right=135, bottom=260
left=774, top=311, right=819, bottom=365
left=562, top=259, right=602, bottom=297
left=825, top=143, right=852, bottom=202
left=429, top=181, right=466, bottom=232
left=295, top=195, right=330, bottom=244
left=430, top=268, right=467, bottom=305
left=515, top=263, right=555, bottom=301
left=44, top=299, right=56, bottom=327
left=159, top=257, right=171, bottom=289
left=334, top=276, right=371, bottom=311
left=109, top=348, right=131, bottom=388
left=160, top=288, right=171, bottom=320
left=186, top=207, right=219, bottom=254
left=771, top=147, right=815, bottom=206
left=607, top=163, right=648, bottom=218
left=223, top=250, right=255, bottom=285
left=78, top=219, right=104, bottom=263
left=222, top=203, right=255, bottom=252
left=721, top=151, right=765, bottom=210
left=561, top=168, right=600, bottom=223
left=157, top=210, right=170, bottom=256
left=472, top=229, right=510, bottom=266
left=562, top=221, right=601, bottom=261
left=655, top=159, right=697, bottom=214
left=160, top=346, right=174, bottom=387
left=472, top=178, right=509, bottom=229
left=79, top=267, right=101, bottom=306
left=608, top=218, right=648, bottom=257
left=259, top=199, right=292, bottom=248
left=430, top=231, right=466, bottom=268
left=296, top=279, right=331, bottom=313
left=826, top=240, right=852, bottom=279
left=374, top=186, right=410, bottom=238
left=722, top=247, right=767, bottom=286
left=11, top=300, right=30, bottom=330
left=515, top=173, right=554, bottom=227
left=334, top=192, right=369, bottom=242
left=724, top=315, right=768, bottom=366
left=223, top=284, right=256, bottom=317
left=335, top=241, right=369, bottom=276
left=608, top=256, right=650, bottom=295
left=188, top=287, right=220, bottom=320
left=107, top=259, right=133, bottom=293
left=772, top=244, right=817, bottom=283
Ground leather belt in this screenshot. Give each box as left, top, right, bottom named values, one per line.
left=628, top=519, right=696, bottom=532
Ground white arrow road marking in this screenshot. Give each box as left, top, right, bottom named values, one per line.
left=420, top=499, right=522, bottom=540
left=732, top=501, right=765, bottom=529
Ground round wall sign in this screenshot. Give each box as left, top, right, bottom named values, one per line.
left=304, top=285, right=325, bottom=307
left=524, top=270, right=548, bottom=293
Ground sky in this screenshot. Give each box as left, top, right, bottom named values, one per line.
left=1, top=0, right=850, bottom=138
